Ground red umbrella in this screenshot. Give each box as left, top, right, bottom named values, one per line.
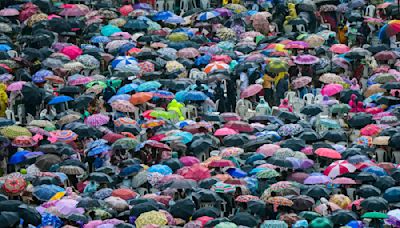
left=224, top=121, right=254, bottom=133
left=235, top=195, right=260, bottom=203
left=102, top=132, right=125, bottom=143
left=374, top=51, right=397, bottom=61
left=329, top=44, right=350, bottom=54
left=177, top=164, right=211, bottom=181
left=315, top=148, right=341, bottom=159
left=2, top=177, right=26, bottom=195
left=208, top=159, right=235, bottom=168
left=142, top=140, right=171, bottom=151
left=360, top=124, right=381, bottom=136
left=323, top=160, right=356, bottom=178
left=61, top=45, right=82, bottom=60
left=119, top=5, right=133, bottom=16
left=211, top=55, right=232, bottom=64
left=240, top=84, right=263, bottom=98
left=112, top=188, right=137, bottom=200
left=214, top=127, right=237, bottom=136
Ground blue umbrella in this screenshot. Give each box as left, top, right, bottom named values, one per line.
left=137, top=81, right=162, bottom=92
left=165, top=15, right=184, bottom=24
left=383, top=187, right=400, bottom=202
left=107, top=94, right=131, bottom=104
left=227, top=168, right=247, bottom=178
left=249, top=167, right=268, bottom=175
left=101, top=25, right=122, bottom=37
left=148, top=164, right=172, bottom=175
left=153, top=11, right=174, bottom=21
left=197, top=11, right=220, bottom=21
left=119, top=164, right=142, bottom=177
left=90, top=36, right=111, bottom=44
left=9, top=150, right=29, bottom=165
left=362, top=166, right=388, bottom=176
left=195, top=55, right=211, bottom=66
left=33, top=185, right=65, bottom=201
left=88, top=145, right=111, bottom=156
left=48, top=95, right=74, bottom=105
left=32, top=70, right=53, bottom=83
left=86, top=139, right=108, bottom=151
left=0, top=44, right=11, bottom=52
left=246, top=153, right=266, bottom=164
left=348, top=155, right=370, bottom=164
left=118, top=43, right=136, bottom=55
left=133, top=3, right=153, bottom=10
left=111, top=56, right=138, bottom=72
left=172, top=132, right=193, bottom=144
left=175, top=91, right=208, bottom=102
left=117, top=83, right=138, bottom=95
left=152, top=90, right=174, bottom=99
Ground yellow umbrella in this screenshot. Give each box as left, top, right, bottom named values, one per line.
left=329, top=194, right=351, bottom=209
left=135, top=211, right=168, bottom=228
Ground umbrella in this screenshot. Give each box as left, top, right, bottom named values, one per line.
left=241, top=84, right=263, bottom=99
left=329, top=210, right=358, bottom=225
left=130, top=92, right=153, bottom=105
left=84, top=114, right=110, bottom=127
left=0, top=212, right=20, bottom=227
left=357, top=185, right=381, bottom=198
left=300, top=105, right=323, bottom=116
left=348, top=113, right=373, bottom=129
left=135, top=211, right=168, bottom=228
left=48, top=95, right=74, bottom=105
left=294, top=55, right=319, bottom=65
left=324, top=160, right=356, bottom=178
left=384, top=187, right=400, bottom=202
left=2, top=177, right=26, bottom=196
left=231, top=212, right=258, bottom=227
left=292, top=76, right=312, bottom=89
left=361, top=196, right=388, bottom=210
left=169, top=198, right=195, bottom=221
left=89, top=172, right=113, bottom=184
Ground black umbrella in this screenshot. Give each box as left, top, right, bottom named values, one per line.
left=22, top=82, right=44, bottom=106
left=389, top=133, right=400, bottom=149
left=192, top=189, right=222, bottom=202
left=130, top=202, right=161, bottom=217
left=89, top=172, right=112, bottom=184
left=77, top=198, right=102, bottom=209
left=0, top=194, right=7, bottom=201
left=124, top=20, right=148, bottom=31
left=59, top=159, right=86, bottom=170
left=298, top=129, right=320, bottom=143
left=340, top=89, right=363, bottom=103
left=280, top=138, right=306, bottom=151
left=289, top=195, right=315, bottom=211
left=340, top=148, right=364, bottom=159
left=360, top=196, right=388, bottom=211
left=58, top=86, right=82, bottom=95
left=116, top=125, right=140, bottom=135
left=198, top=178, right=218, bottom=189
left=35, top=154, right=62, bottom=171
left=381, top=82, right=400, bottom=90
left=190, top=138, right=213, bottom=152
left=357, top=185, right=381, bottom=198
left=243, top=136, right=271, bottom=151
left=391, top=170, right=400, bottom=182
left=66, top=122, right=102, bottom=138
left=136, top=51, right=158, bottom=60
left=380, top=127, right=400, bottom=137
left=231, top=212, right=259, bottom=227
left=376, top=96, right=400, bottom=106
left=312, top=142, right=334, bottom=151
left=267, top=157, right=294, bottom=168
left=169, top=198, right=195, bottom=221
left=18, top=204, right=41, bottom=226
left=39, top=143, right=76, bottom=156
left=192, top=207, right=220, bottom=220
left=348, top=113, right=373, bottom=129
left=302, top=185, right=330, bottom=199
left=165, top=179, right=197, bottom=189
left=204, top=218, right=230, bottom=227
left=74, top=94, right=95, bottom=110
left=177, top=58, right=194, bottom=68
left=0, top=200, right=23, bottom=212
left=247, top=200, right=267, bottom=217
left=223, top=134, right=250, bottom=147
left=277, top=111, right=300, bottom=123
left=137, top=35, right=162, bottom=43
left=191, top=35, right=209, bottom=44
left=367, top=44, right=389, bottom=54
left=355, top=172, right=378, bottom=183
left=373, top=176, right=396, bottom=191
left=300, top=104, right=323, bottom=116
left=322, top=130, right=347, bottom=143
left=235, top=45, right=255, bottom=54
left=329, top=210, right=358, bottom=225
left=0, top=211, right=20, bottom=228
left=66, top=213, right=89, bottom=223
left=115, top=223, right=135, bottom=228
left=162, top=158, right=183, bottom=172
left=32, top=176, right=62, bottom=186
left=288, top=18, right=307, bottom=25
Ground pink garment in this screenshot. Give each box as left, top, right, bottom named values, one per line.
left=279, top=98, right=293, bottom=112
left=349, top=94, right=357, bottom=112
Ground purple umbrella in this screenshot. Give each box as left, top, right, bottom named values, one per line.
left=133, top=3, right=153, bottom=10
left=347, top=155, right=370, bottom=164
left=214, top=8, right=233, bottom=17
left=300, top=159, right=315, bottom=169
left=304, top=173, right=331, bottom=184
left=294, top=55, right=320, bottom=65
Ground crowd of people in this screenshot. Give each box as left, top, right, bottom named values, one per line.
left=0, top=0, right=400, bottom=227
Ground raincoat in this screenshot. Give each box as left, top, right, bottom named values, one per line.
left=256, top=97, right=272, bottom=115
left=83, top=181, right=98, bottom=194
left=0, top=84, right=7, bottom=117
left=167, top=99, right=184, bottom=121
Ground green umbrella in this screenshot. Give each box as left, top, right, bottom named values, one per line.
left=112, top=138, right=139, bottom=150
left=255, top=35, right=265, bottom=44
left=330, top=104, right=351, bottom=114
left=150, top=110, right=174, bottom=120
left=266, top=59, right=289, bottom=73
left=101, top=25, right=122, bottom=37
left=299, top=211, right=321, bottom=221
left=167, top=32, right=189, bottom=42
left=256, top=169, right=281, bottom=179
left=0, top=125, right=32, bottom=139
left=361, top=212, right=388, bottom=219
left=215, top=222, right=238, bottom=228
left=309, top=218, right=333, bottom=228
left=86, top=81, right=107, bottom=89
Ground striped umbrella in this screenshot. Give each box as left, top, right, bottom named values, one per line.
left=324, top=160, right=356, bottom=178
left=212, top=182, right=235, bottom=193
left=2, top=177, right=26, bottom=195
left=51, top=130, right=78, bottom=142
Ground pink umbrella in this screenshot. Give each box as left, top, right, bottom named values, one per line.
left=7, top=81, right=26, bottom=92
left=220, top=113, right=241, bottom=122
left=211, top=55, right=232, bottom=64
left=55, top=199, right=84, bottom=216
left=360, top=124, right=381, bottom=136
left=84, top=114, right=110, bottom=127
left=69, top=76, right=93, bottom=86
left=179, top=156, right=200, bottom=166
left=224, top=121, right=254, bottom=132
left=321, top=84, right=344, bottom=96
left=0, top=8, right=19, bottom=16
left=257, top=144, right=280, bottom=157
left=332, top=177, right=357, bottom=185
left=293, top=55, right=320, bottom=65
left=287, top=172, right=309, bottom=184
left=61, top=45, right=83, bottom=60
left=285, top=41, right=309, bottom=49
left=240, top=84, right=263, bottom=98
left=59, top=4, right=90, bottom=17
left=214, top=127, right=237, bottom=136
left=329, top=44, right=350, bottom=54
left=111, top=32, right=132, bottom=40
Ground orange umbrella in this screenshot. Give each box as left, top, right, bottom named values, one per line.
left=130, top=92, right=153, bottom=105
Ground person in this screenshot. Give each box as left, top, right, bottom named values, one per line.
left=275, top=72, right=289, bottom=105
left=279, top=98, right=293, bottom=112
left=214, top=81, right=227, bottom=113
left=262, top=71, right=274, bottom=106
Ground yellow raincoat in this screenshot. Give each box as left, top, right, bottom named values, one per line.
left=167, top=99, right=185, bottom=120
left=0, top=84, right=7, bottom=117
